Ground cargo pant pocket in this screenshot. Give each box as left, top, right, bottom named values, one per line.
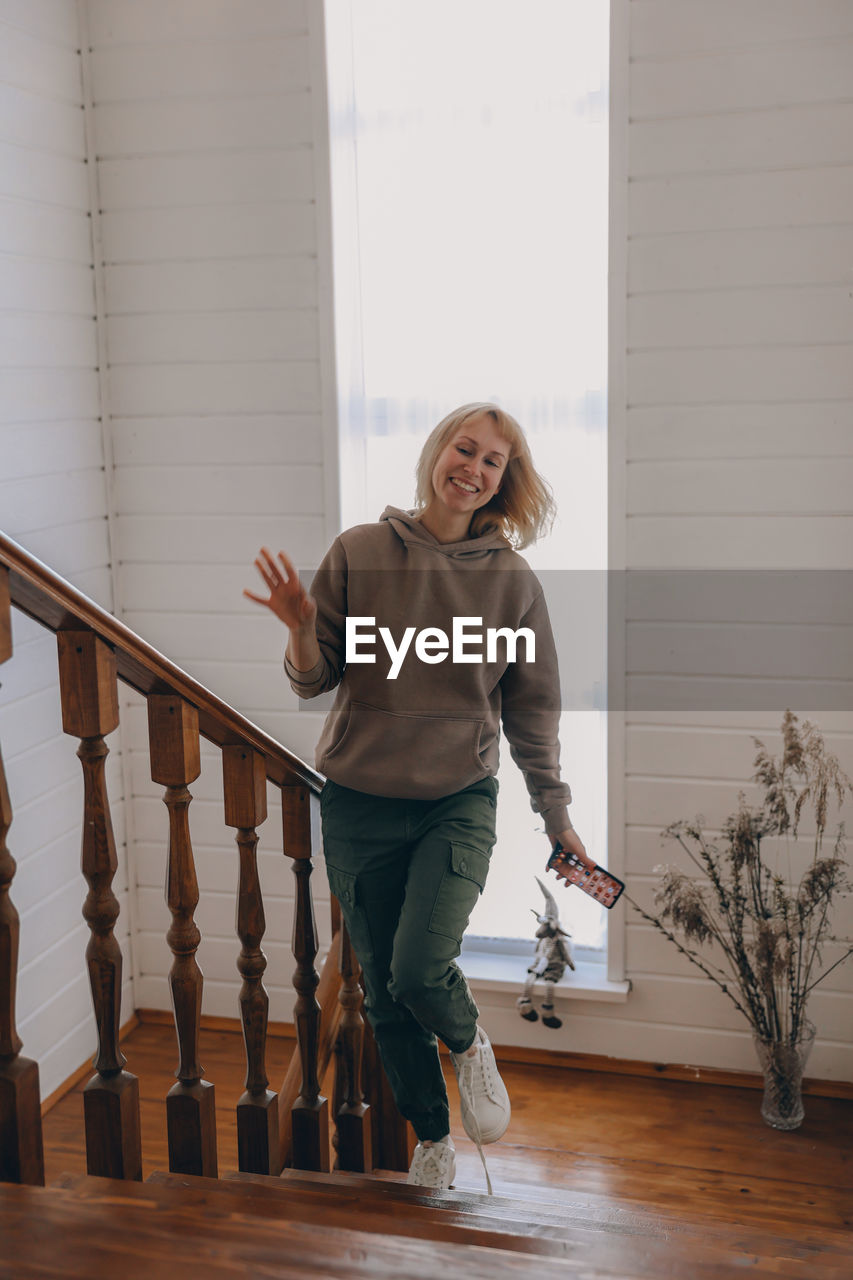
left=428, top=842, right=492, bottom=942
left=325, top=863, right=375, bottom=964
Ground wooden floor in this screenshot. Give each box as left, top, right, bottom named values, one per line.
left=41, top=1019, right=853, bottom=1239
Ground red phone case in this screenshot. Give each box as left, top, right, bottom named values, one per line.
left=547, top=844, right=625, bottom=909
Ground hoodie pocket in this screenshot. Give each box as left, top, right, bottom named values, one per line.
left=321, top=700, right=488, bottom=799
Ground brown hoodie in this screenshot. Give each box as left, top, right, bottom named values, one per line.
left=285, top=507, right=572, bottom=835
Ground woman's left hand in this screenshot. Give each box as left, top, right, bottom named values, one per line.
left=550, top=828, right=596, bottom=872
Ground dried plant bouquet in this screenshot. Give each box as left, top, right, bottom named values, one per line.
left=629, top=711, right=853, bottom=1048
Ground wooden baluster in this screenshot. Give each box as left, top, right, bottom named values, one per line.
left=332, top=919, right=372, bottom=1172
left=56, top=631, right=142, bottom=1181
left=0, top=568, right=46, bottom=1185
left=283, top=785, right=329, bottom=1170
left=222, top=745, right=280, bottom=1175
left=148, top=695, right=216, bottom=1177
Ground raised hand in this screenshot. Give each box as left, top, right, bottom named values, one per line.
left=244, top=547, right=317, bottom=633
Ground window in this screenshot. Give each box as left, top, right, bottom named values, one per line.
left=325, top=0, right=609, bottom=945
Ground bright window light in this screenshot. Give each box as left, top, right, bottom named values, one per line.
left=325, top=0, right=609, bottom=946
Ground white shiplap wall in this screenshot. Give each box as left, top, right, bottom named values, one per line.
left=472, top=2, right=853, bottom=1080
left=0, top=0, right=133, bottom=1100
left=611, top=0, right=852, bottom=1079
left=438, top=2, right=852, bottom=1083
left=88, top=0, right=336, bottom=1018
left=4, top=0, right=850, bottom=1100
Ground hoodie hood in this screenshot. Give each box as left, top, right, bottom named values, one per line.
left=380, top=506, right=510, bottom=560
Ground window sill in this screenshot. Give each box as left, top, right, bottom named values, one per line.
left=458, top=945, right=631, bottom=1003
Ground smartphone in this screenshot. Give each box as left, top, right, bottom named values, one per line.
left=547, top=843, right=625, bottom=909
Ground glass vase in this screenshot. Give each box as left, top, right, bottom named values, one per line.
left=753, top=1022, right=816, bottom=1131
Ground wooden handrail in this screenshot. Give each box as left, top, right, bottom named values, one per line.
left=0, top=532, right=322, bottom=795
left=0, top=530, right=326, bottom=1183
left=0, top=531, right=413, bottom=1185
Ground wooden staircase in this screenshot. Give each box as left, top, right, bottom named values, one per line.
left=0, top=530, right=414, bottom=1191
left=2, top=539, right=851, bottom=1276
left=2, top=1163, right=851, bottom=1278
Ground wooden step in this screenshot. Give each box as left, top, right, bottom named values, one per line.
left=231, top=1167, right=853, bottom=1276
left=454, top=1139, right=852, bottom=1237
left=0, top=1179, right=606, bottom=1280
left=52, top=1169, right=851, bottom=1279
left=271, top=1164, right=853, bottom=1264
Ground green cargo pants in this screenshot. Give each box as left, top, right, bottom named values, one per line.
left=320, top=774, right=498, bottom=1142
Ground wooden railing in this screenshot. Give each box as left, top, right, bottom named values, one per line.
left=0, top=532, right=410, bottom=1186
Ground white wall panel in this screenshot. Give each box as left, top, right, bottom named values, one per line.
left=630, top=225, right=853, bottom=293
left=18, top=518, right=110, bottom=578
left=3, top=369, right=101, bottom=423
left=86, top=0, right=306, bottom=46
left=1, top=0, right=80, bottom=46
left=0, top=139, right=88, bottom=209
left=630, top=167, right=853, bottom=236
left=0, top=686, right=64, bottom=756
left=4, top=420, right=105, bottom=480
left=631, top=103, right=853, bottom=177
left=8, top=0, right=849, bottom=1099
left=104, top=0, right=339, bottom=975
left=109, top=362, right=319, bottom=418
left=119, top=562, right=310, bottom=616
left=107, top=312, right=318, bottom=365
left=113, top=464, right=322, bottom=517
left=627, top=403, right=851, bottom=462
left=134, top=840, right=294, bottom=900
left=626, top=723, right=853, bottom=780
left=121, top=612, right=312, bottom=667
left=92, top=93, right=313, bottom=156
left=0, top=20, right=81, bottom=99
left=98, top=150, right=315, bottom=212
left=0, top=0, right=131, bottom=1105
left=114, top=514, right=327, bottom=566
left=105, top=258, right=317, bottom=314
left=631, top=2, right=853, bottom=57
left=628, top=459, right=853, bottom=514
left=0, top=84, right=85, bottom=154
left=0, top=257, right=94, bottom=314
left=0, top=312, right=98, bottom=367
left=626, top=825, right=848, bottom=889
left=632, top=39, right=853, bottom=117
left=628, top=346, right=853, bottom=408
left=112, top=416, right=323, bottom=466
left=624, top=515, right=853, bottom=570
left=0, top=200, right=91, bottom=264
left=629, top=287, right=853, bottom=350
left=627, top=926, right=853, bottom=996
left=1, top=470, right=110, bottom=533
left=90, top=35, right=311, bottom=100
left=610, top=0, right=853, bottom=1078
left=101, top=205, right=315, bottom=264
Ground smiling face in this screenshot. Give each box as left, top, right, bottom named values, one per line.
left=423, top=412, right=510, bottom=539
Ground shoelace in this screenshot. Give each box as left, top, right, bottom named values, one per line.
left=455, top=1055, right=494, bottom=1195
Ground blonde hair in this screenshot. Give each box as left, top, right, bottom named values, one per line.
left=414, top=403, right=555, bottom=549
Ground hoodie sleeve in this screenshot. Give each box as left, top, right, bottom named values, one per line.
left=284, top=536, right=348, bottom=698
left=499, top=588, right=573, bottom=836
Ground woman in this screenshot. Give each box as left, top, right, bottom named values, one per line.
left=245, top=403, right=590, bottom=1192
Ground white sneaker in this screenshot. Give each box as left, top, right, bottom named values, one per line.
left=451, top=1026, right=511, bottom=1145
left=407, top=1135, right=456, bottom=1189
left=450, top=1026, right=511, bottom=1195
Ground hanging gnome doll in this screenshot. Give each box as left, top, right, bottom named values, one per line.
left=517, top=877, right=574, bottom=1029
